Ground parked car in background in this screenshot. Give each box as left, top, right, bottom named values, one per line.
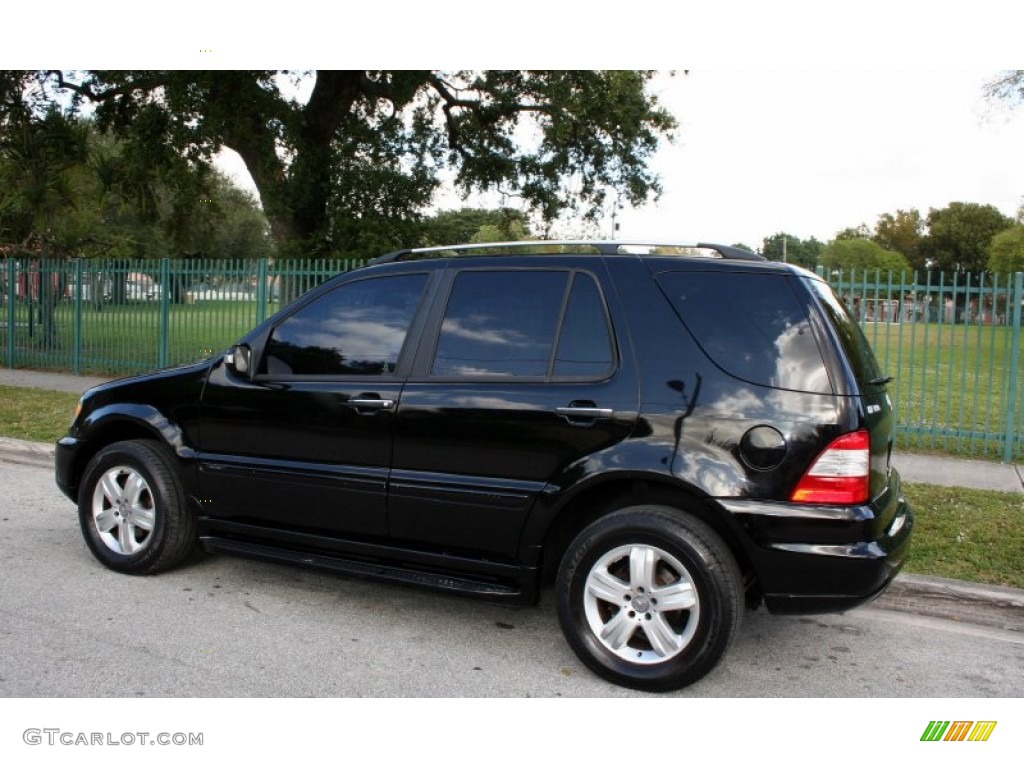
left=55, top=240, right=912, bottom=691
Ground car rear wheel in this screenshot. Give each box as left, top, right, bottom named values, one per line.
left=78, top=440, right=197, bottom=574
left=556, top=504, right=743, bottom=691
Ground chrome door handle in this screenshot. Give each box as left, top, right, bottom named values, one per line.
left=349, top=398, right=395, bottom=410
left=556, top=406, right=613, bottom=419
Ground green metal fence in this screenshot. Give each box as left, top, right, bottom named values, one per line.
left=0, top=256, right=366, bottom=377
left=2, top=257, right=1023, bottom=460
left=824, top=268, right=1024, bottom=462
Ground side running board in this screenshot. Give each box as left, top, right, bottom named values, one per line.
left=200, top=536, right=525, bottom=602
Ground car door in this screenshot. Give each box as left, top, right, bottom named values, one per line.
left=389, top=261, right=639, bottom=557
left=198, top=269, right=431, bottom=539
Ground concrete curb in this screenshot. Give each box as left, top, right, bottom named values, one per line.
left=874, top=574, right=1024, bottom=633
left=3, top=436, right=1022, bottom=632
left=0, top=436, right=55, bottom=469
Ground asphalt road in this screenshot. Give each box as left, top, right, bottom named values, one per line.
left=2, top=461, right=1022, bottom=697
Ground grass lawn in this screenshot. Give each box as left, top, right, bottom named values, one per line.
left=865, top=322, right=1021, bottom=459
left=0, top=383, right=1019, bottom=589
left=0, top=384, right=80, bottom=443
left=2, top=299, right=263, bottom=375
left=902, top=482, right=1024, bottom=589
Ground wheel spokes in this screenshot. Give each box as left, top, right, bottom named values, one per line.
left=588, top=566, right=629, bottom=604
left=123, top=472, right=146, bottom=506
left=600, top=609, right=636, bottom=650
left=643, top=613, right=683, bottom=657
left=651, top=579, right=697, bottom=611
left=91, top=465, right=156, bottom=556
left=629, top=545, right=657, bottom=591
left=94, top=508, right=118, bottom=533
left=132, top=504, right=155, bottom=531
left=100, top=472, right=123, bottom=504
left=118, top=521, right=139, bottom=554
left=582, top=542, right=702, bottom=665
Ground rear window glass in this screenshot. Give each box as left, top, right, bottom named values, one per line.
left=656, top=271, right=832, bottom=393
left=804, top=277, right=884, bottom=385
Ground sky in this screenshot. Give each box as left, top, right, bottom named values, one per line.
left=617, top=71, right=1024, bottom=248
left=213, top=69, right=1024, bottom=250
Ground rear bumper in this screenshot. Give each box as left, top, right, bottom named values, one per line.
left=720, top=486, right=914, bottom=614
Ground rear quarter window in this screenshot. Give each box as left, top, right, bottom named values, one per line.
left=803, top=277, right=885, bottom=386
left=656, top=271, right=833, bottom=394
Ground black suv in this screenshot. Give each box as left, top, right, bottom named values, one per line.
left=55, top=241, right=913, bottom=691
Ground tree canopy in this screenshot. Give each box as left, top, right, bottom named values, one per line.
left=921, top=202, right=1014, bottom=272
left=8, top=70, right=676, bottom=260
left=987, top=226, right=1024, bottom=274
left=831, top=203, right=1014, bottom=274
left=0, top=110, right=273, bottom=263
left=419, top=207, right=531, bottom=246
left=760, top=232, right=823, bottom=269
left=873, top=208, right=924, bottom=270
left=817, top=238, right=911, bottom=274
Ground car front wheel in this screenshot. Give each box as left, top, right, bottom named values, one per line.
left=78, top=440, right=197, bottom=574
left=556, top=505, right=743, bottom=691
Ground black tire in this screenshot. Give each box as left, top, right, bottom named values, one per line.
left=77, top=440, right=197, bottom=574
left=556, top=504, right=743, bottom=692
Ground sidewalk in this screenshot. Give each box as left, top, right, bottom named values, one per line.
left=1, top=365, right=1023, bottom=632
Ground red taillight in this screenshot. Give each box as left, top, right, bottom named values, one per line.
left=790, top=430, right=870, bottom=505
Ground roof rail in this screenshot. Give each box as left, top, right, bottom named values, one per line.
left=372, top=240, right=765, bottom=264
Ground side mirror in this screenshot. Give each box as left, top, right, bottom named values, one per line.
left=225, top=344, right=254, bottom=380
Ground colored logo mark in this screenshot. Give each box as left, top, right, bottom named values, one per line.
left=921, top=721, right=997, bottom=742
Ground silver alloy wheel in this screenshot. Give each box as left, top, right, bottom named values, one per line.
left=583, top=543, right=700, bottom=664
left=90, top=465, right=157, bottom=555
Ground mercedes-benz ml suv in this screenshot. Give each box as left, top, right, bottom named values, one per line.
left=56, top=241, right=913, bottom=691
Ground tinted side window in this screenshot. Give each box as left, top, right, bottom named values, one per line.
left=656, top=271, right=832, bottom=393
left=262, top=273, right=427, bottom=376
left=553, top=273, right=615, bottom=378
left=432, top=271, right=567, bottom=378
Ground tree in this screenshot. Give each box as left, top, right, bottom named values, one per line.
left=760, top=232, right=823, bottom=269
left=818, top=238, right=911, bottom=274
left=24, top=70, right=676, bottom=260
left=985, top=70, right=1024, bottom=106
left=921, top=202, right=1014, bottom=272
left=1, top=104, right=275, bottom=312
left=873, top=208, right=925, bottom=270
left=0, top=107, right=88, bottom=347
left=420, top=207, right=532, bottom=246
left=987, top=226, right=1024, bottom=274
left=834, top=224, right=871, bottom=241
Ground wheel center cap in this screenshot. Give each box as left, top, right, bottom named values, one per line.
left=632, top=595, right=651, bottom=612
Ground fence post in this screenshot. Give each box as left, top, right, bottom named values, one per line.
left=256, top=258, right=268, bottom=325
left=1003, top=272, right=1023, bottom=463
left=5, top=259, right=15, bottom=368
left=159, top=257, right=170, bottom=369
left=73, top=259, right=83, bottom=374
